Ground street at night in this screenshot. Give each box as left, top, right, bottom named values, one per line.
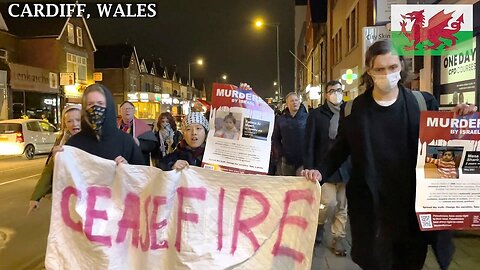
left=0, top=156, right=49, bottom=270
left=1, top=0, right=480, bottom=269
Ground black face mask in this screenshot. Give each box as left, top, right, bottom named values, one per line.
left=86, top=105, right=106, bottom=133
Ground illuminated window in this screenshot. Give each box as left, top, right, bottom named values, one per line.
left=132, top=102, right=160, bottom=120
left=67, top=23, right=74, bottom=44
left=76, top=27, right=83, bottom=47
left=66, top=53, right=87, bottom=82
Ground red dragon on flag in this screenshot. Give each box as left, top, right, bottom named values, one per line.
left=399, top=9, right=464, bottom=51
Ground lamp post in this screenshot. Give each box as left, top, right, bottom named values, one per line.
left=255, top=19, right=281, bottom=100
left=188, top=59, right=203, bottom=87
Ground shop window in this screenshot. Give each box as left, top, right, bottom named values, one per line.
left=133, top=102, right=160, bottom=120
left=67, top=23, right=74, bottom=44
left=76, top=27, right=83, bottom=47
left=67, top=53, right=87, bottom=82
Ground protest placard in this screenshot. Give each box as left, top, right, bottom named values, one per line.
left=416, top=111, right=480, bottom=231
left=202, top=83, right=275, bottom=174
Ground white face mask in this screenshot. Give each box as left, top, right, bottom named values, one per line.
left=327, top=92, right=343, bottom=105
left=372, top=71, right=401, bottom=92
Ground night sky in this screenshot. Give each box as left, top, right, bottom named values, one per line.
left=78, top=0, right=297, bottom=98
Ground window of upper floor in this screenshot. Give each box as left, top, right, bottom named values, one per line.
left=332, top=28, right=342, bottom=65
left=76, top=27, right=83, bottom=47
left=130, top=75, right=137, bottom=92
left=0, top=49, right=7, bottom=61
left=67, top=23, right=75, bottom=44
left=66, top=53, right=87, bottom=82
left=347, top=2, right=359, bottom=52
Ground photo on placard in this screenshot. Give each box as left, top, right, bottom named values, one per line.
left=213, top=111, right=242, bottom=140
left=424, top=145, right=463, bottom=179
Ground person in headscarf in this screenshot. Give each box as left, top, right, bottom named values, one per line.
left=156, top=112, right=209, bottom=170
left=28, top=104, right=81, bottom=214
left=65, top=84, right=144, bottom=165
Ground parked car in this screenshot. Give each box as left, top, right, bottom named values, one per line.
left=0, top=119, right=58, bottom=160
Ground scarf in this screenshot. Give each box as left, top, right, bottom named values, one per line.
left=121, top=119, right=133, bottom=134
left=177, top=139, right=205, bottom=165
left=327, top=101, right=341, bottom=140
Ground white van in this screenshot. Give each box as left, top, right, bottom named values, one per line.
left=0, top=119, right=58, bottom=159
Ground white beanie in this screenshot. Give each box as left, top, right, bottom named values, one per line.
left=183, top=112, right=209, bottom=132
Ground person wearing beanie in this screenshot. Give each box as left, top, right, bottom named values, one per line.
left=156, top=112, right=209, bottom=170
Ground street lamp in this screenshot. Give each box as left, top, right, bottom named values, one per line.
left=188, top=58, right=203, bottom=86
left=255, top=19, right=281, bottom=99
left=273, top=81, right=277, bottom=86
left=222, top=74, right=227, bottom=81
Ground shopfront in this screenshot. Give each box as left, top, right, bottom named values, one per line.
left=433, top=2, right=479, bottom=108
left=126, top=92, right=162, bottom=121
left=9, top=63, right=60, bottom=125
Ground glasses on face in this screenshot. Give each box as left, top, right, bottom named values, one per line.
left=327, top=88, right=343, bottom=94
left=122, top=107, right=135, bottom=111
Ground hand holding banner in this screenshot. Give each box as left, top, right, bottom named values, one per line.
left=46, top=146, right=320, bottom=269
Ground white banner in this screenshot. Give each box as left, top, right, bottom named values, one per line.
left=46, top=146, right=320, bottom=269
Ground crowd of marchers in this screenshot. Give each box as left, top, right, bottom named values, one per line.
left=27, top=40, right=477, bottom=270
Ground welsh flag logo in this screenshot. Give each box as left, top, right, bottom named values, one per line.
left=391, top=5, right=473, bottom=56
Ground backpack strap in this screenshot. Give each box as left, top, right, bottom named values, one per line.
left=344, top=100, right=353, bottom=117
left=411, top=90, right=427, bottom=111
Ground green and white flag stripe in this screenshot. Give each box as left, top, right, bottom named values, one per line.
left=391, top=4, right=473, bottom=56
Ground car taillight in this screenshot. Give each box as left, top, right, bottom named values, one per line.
left=16, top=132, right=24, bottom=143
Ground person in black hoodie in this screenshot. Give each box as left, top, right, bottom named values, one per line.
left=272, top=92, right=308, bottom=176
left=156, top=112, right=209, bottom=171
left=302, top=40, right=477, bottom=270
left=66, top=84, right=144, bottom=165
left=303, top=80, right=350, bottom=256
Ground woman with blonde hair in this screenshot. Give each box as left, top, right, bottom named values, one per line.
left=28, top=104, right=81, bottom=214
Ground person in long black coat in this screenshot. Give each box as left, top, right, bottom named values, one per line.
left=301, top=40, right=478, bottom=270
left=303, top=80, right=350, bottom=256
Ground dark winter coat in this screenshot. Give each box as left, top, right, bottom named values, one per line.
left=156, top=140, right=204, bottom=171
left=272, top=104, right=308, bottom=168
left=318, top=87, right=454, bottom=269
left=117, top=118, right=157, bottom=165
left=303, top=102, right=350, bottom=183
left=66, top=85, right=145, bottom=165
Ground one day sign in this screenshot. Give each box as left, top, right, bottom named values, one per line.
left=391, top=5, right=473, bottom=56
left=45, top=147, right=320, bottom=269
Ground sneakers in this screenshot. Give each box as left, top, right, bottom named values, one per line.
left=332, top=237, right=347, bottom=256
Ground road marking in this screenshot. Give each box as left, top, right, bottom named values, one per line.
left=0, top=174, right=41, bottom=187
left=1, top=164, right=44, bottom=173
